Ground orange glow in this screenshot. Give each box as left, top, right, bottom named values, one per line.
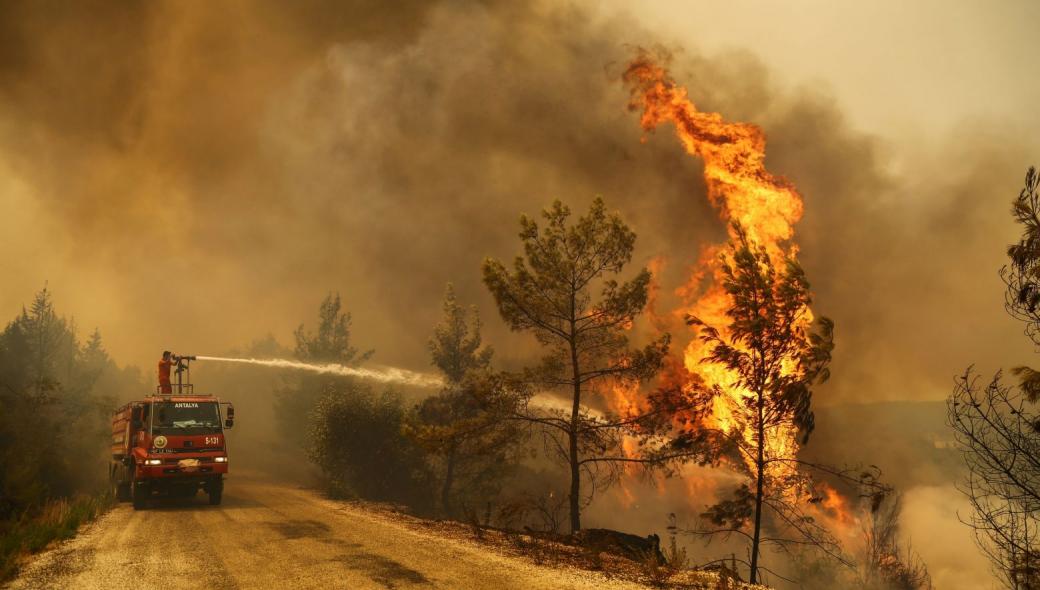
left=607, top=379, right=645, bottom=508
left=620, top=52, right=814, bottom=484
left=644, top=255, right=673, bottom=333
left=820, top=483, right=854, bottom=526
left=811, top=482, right=860, bottom=544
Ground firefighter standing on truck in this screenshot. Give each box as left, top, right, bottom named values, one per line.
left=158, top=350, right=174, bottom=394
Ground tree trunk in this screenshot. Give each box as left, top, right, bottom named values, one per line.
left=568, top=368, right=582, bottom=533
left=749, top=392, right=766, bottom=584
left=442, top=442, right=457, bottom=518
left=568, top=310, right=582, bottom=534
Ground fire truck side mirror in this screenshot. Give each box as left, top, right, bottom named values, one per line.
left=224, top=405, right=234, bottom=429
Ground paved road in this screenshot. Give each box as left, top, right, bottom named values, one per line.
left=5, top=473, right=646, bottom=590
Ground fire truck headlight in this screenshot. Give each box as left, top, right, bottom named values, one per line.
left=214, top=456, right=227, bottom=463
left=145, top=459, right=162, bottom=465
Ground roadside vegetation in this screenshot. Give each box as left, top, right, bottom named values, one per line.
left=0, top=287, right=143, bottom=581
left=0, top=493, right=110, bottom=580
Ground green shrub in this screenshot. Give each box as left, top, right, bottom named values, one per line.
left=309, top=384, right=434, bottom=511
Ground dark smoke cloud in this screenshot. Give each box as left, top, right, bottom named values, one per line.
left=0, top=0, right=714, bottom=372
left=2, top=1, right=1028, bottom=411
left=0, top=0, right=1020, bottom=394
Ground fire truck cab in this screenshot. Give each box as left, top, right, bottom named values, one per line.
left=109, top=357, right=234, bottom=510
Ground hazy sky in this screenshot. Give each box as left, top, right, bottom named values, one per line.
left=620, top=0, right=1040, bottom=140
left=0, top=0, right=1036, bottom=405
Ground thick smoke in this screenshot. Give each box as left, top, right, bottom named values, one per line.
left=1, top=1, right=1029, bottom=405
left=1, top=1, right=1034, bottom=586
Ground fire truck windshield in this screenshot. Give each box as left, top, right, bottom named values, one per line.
left=151, top=401, right=221, bottom=435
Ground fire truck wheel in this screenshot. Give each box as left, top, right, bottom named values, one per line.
left=208, top=479, right=223, bottom=506
left=110, top=466, right=130, bottom=503
left=132, top=480, right=148, bottom=511
left=109, top=468, right=119, bottom=500
left=114, top=479, right=130, bottom=502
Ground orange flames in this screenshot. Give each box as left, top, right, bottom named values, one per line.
left=602, top=51, right=864, bottom=550
left=818, top=483, right=855, bottom=527
left=623, top=55, right=803, bottom=255
left=620, top=52, right=811, bottom=481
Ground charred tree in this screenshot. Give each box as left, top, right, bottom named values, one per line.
left=949, top=166, right=1040, bottom=590
left=859, top=494, right=933, bottom=590
left=949, top=371, right=1040, bottom=590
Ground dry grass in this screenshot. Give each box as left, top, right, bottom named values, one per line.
left=0, top=492, right=112, bottom=582
left=340, top=498, right=770, bottom=589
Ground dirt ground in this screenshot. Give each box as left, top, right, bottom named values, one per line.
left=3, top=472, right=653, bottom=590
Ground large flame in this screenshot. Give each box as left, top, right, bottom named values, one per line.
left=620, top=52, right=811, bottom=482
left=603, top=52, right=864, bottom=551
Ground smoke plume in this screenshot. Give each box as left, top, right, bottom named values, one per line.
left=0, top=1, right=1030, bottom=406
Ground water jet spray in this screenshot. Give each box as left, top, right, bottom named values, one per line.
left=194, top=356, right=444, bottom=388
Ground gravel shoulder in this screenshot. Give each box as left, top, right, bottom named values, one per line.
left=3, top=472, right=652, bottom=590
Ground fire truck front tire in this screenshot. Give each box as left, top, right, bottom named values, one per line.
left=115, top=480, right=130, bottom=502
left=109, top=467, right=129, bottom=502
left=132, top=480, right=149, bottom=511
left=208, top=478, right=223, bottom=506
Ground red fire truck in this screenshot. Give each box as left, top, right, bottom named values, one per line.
left=109, top=355, right=234, bottom=510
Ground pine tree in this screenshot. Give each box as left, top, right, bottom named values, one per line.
left=690, top=225, right=834, bottom=584
left=277, top=293, right=373, bottom=450
left=405, top=285, right=524, bottom=517
left=482, top=197, right=669, bottom=532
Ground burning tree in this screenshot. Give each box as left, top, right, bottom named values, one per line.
left=948, top=167, right=1040, bottom=590
left=619, top=51, right=897, bottom=585
left=688, top=226, right=836, bottom=584
left=482, top=197, right=670, bottom=533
